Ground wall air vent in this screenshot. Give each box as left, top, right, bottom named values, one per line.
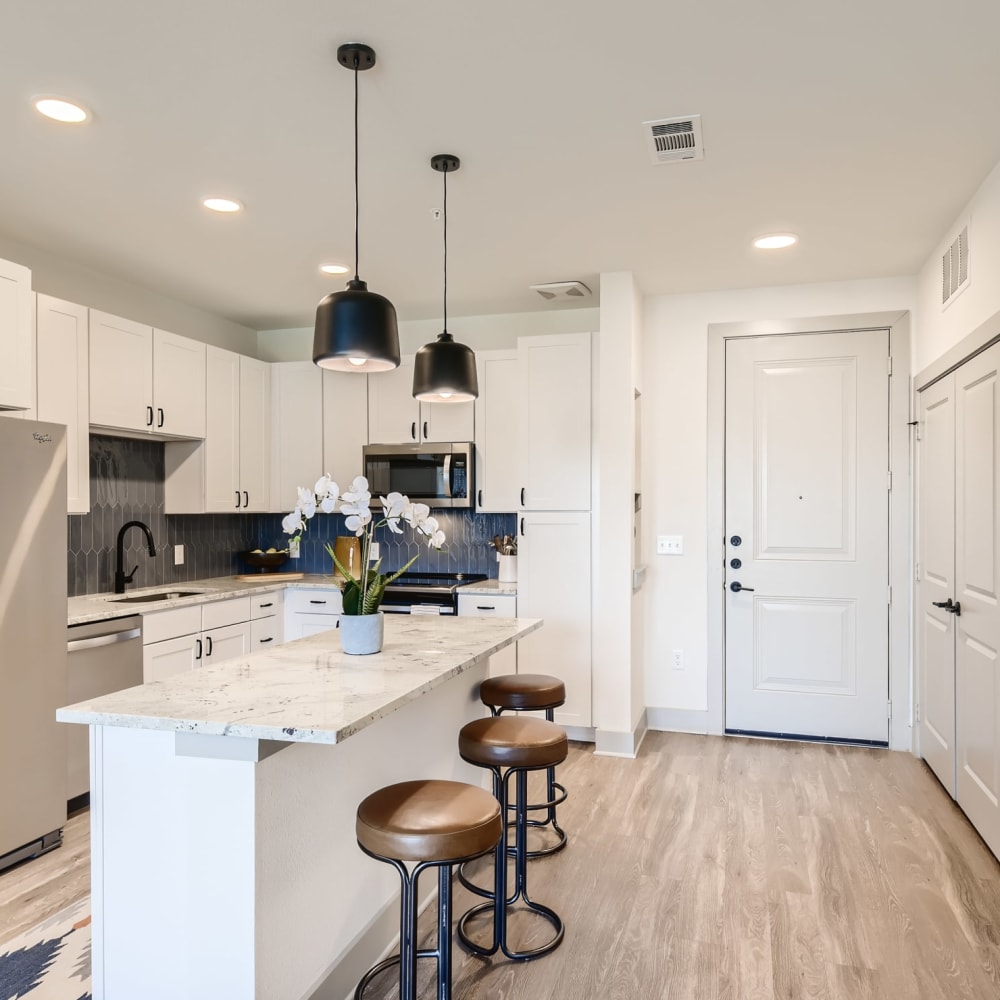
left=941, top=224, right=970, bottom=308
left=529, top=280, right=592, bottom=301
left=643, top=114, right=704, bottom=164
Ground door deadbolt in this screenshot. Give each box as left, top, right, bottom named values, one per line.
left=730, top=557, right=742, bottom=569
left=730, top=534, right=742, bottom=547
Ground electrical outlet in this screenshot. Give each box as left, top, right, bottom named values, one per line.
left=671, top=649, right=684, bottom=670
left=173, top=544, right=184, bottom=566
left=657, top=535, right=683, bottom=555
left=289, top=537, right=300, bottom=559
left=369, top=542, right=380, bottom=561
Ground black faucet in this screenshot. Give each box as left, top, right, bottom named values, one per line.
left=114, top=520, right=157, bottom=594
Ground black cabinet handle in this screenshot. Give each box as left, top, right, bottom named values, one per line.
left=478, top=489, right=483, bottom=506
left=520, top=487, right=526, bottom=506
left=259, top=637, right=273, bottom=644
left=477, top=605, right=496, bottom=611
left=235, top=490, right=241, bottom=508
left=157, top=407, right=164, bottom=428
left=146, top=405, right=154, bottom=426
left=520, top=517, right=525, bottom=536
left=243, top=491, right=249, bottom=508
left=310, top=599, right=327, bottom=605
left=195, top=638, right=203, bottom=660
left=411, top=421, right=417, bottom=440
left=206, top=635, right=213, bottom=656
left=423, top=421, right=428, bottom=439
left=259, top=602, right=273, bottom=609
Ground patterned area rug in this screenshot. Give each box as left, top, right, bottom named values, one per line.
left=0, top=898, right=91, bottom=1000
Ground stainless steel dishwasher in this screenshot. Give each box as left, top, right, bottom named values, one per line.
left=66, top=615, right=143, bottom=806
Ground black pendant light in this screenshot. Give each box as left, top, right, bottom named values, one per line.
left=313, top=43, right=400, bottom=373
left=412, top=154, right=478, bottom=402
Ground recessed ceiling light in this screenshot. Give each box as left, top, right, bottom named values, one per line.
left=319, top=263, right=350, bottom=275
left=753, top=233, right=798, bottom=250
left=202, top=197, right=243, bottom=214
left=33, top=96, right=91, bottom=124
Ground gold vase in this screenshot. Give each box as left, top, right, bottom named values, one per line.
left=333, top=535, right=361, bottom=580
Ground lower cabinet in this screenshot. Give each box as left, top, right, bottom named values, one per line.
left=457, top=592, right=517, bottom=677
left=284, top=587, right=342, bottom=640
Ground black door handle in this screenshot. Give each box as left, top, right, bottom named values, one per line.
left=730, top=582, right=755, bottom=592
left=146, top=405, right=154, bottom=426
left=953, top=601, right=962, bottom=616
left=932, top=598, right=955, bottom=610
left=206, top=635, right=213, bottom=657
left=195, top=638, right=203, bottom=660
left=157, top=407, right=164, bottom=428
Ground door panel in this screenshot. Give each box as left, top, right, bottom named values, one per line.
left=725, top=330, right=889, bottom=742
left=918, top=373, right=956, bottom=789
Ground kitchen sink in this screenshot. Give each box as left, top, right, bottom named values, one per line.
left=108, top=590, right=205, bottom=604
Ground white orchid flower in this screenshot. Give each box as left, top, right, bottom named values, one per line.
left=341, top=493, right=371, bottom=516
left=342, top=475, right=369, bottom=501
left=386, top=516, right=404, bottom=534
left=383, top=492, right=406, bottom=518
left=281, top=508, right=304, bottom=535
left=345, top=509, right=372, bottom=536
left=427, top=528, right=446, bottom=549
left=314, top=475, right=337, bottom=499
left=403, top=502, right=431, bottom=527
left=296, top=485, right=314, bottom=507
left=319, top=494, right=337, bottom=514
left=421, top=516, right=440, bottom=536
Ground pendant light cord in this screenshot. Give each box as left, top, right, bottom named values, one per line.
left=442, top=167, right=448, bottom=334
left=353, top=56, right=360, bottom=282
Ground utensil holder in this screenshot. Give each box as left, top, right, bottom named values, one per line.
left=499, top=554, right=517, bottom=583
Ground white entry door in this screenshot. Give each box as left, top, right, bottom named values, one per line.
left=724, top=330, right=890, bottom=743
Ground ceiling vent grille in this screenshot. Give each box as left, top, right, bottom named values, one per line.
left=643, top=114, right=704, bottom=164
left=529, top=281, right=592, bottom=301
left=942, top=224, right=970, bottom=307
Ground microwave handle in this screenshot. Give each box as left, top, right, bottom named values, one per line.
left=443, top=454, right=453, bottom=498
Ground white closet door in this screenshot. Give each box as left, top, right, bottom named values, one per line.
left=955, top=343, right=1000, bottom=858
left=917, top=372, right=957, bottom=793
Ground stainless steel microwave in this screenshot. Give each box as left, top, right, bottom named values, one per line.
left=362, top=442, right=474, bottom=509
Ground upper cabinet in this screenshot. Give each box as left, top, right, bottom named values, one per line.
left=36, top=295, right=90, bottom=513
left=323, top=369, right=369, bottom=482
left=0, top=258, right=34, bottom=410
left=368, top=357, right=474, bottom=444
left=474, top=350, right=520, bottom=512
left=518, top=333, right=592, bottom=511
left=89, top=310, right=206, bottom=438
left=271, top=362, right=324, bottom=513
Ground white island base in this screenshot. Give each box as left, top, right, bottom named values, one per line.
left=63, top=616, right=541, bottom=1000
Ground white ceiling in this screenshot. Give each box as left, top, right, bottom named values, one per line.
left=4, top=1, right=1000, bottom=330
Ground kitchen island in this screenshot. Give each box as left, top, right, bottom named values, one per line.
left=57, top=613, right=541, bottom=1000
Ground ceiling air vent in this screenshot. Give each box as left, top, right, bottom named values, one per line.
left=942, top=224, right=970, bottom=308
left=529, top=281, right=592, bottom=301
left=643, top=114, right=704, bottom=164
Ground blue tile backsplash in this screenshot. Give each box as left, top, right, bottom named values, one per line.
left=68, top=436, right=515, bottom=596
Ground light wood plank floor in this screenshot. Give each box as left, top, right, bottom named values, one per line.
left=2, top=733, right=999, bottom=999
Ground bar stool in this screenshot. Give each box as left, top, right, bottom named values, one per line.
left=457, top=715, right=568, bottom=961
left=479, top=674, right=568, bottom=858
left=354, top=779, right=503, bottom=1000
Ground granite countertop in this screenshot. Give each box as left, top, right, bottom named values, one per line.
left=67, top=574, right=343, bottom=627
left=456, top=579, right=518, bottom=597
left=57, top=614, right=541, bottom=744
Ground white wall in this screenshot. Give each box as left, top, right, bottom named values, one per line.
left=0, top=232, right=258, bottom=354
left=915, top=159, right=1000, bottom=373
left=643, top=276, right=917, bottom=715
left=257, top=307, right=600, bottom=361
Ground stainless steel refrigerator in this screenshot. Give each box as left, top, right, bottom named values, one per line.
left=0, top=418, right=68, bottom=871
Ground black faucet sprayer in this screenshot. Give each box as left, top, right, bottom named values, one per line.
left=114, top=520, right=157, bottom=594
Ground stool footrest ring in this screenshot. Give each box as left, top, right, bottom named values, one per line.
left=457, top=898, right=564, bottom=962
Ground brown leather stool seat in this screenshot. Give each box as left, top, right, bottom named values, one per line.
left=477, top=674, right=569, bottom=858
left=354, top=780, right=502, bottom=1000
left=456, top=715, right=567, bottom=962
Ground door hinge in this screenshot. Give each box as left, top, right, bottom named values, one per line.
left=887, top=355, right=893, bottom=376
left=915, top=561, right=921, bottom=583
left=887, top=699, right=893, bottom=720
left=915, top=700, right=920, bottom=722
left=888, top=585, right=892, bottom=605
left=887, top=470, right=892, bottom=491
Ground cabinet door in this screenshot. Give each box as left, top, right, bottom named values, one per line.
left=421, top=399, right=474, bottom=443
left=36, top=295, right=90, bottom=513
left=251, top=616, right=283, bottom=650
left=272, top=362, right=323, bottom=512
left=517, top=511, right=591, bottom=727
left=153, top=329, right=206, bottom=438
left=143, top=633, right=198, bottom=682
left=204, top=621, right=251, bottom=665
left=474, top=350, right=520, bottom=511
left=457, top=593, right=517, bottom=676
left=368, top=358, right=419, bottom=443
left=205, top=346, right=241, bottom=511
left=239, top=356, right=271, bottom=511
left=323, top=369, right=369, bottom=481
left=0, top=258, right=33, bottom=410
left=89, top=310, right=154, bottom=432
left=285, top=615, right=341, bottom=640
left=518, top=333, right=591, bottom=510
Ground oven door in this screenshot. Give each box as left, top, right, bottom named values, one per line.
left=363, top=443, right=472, bottom=509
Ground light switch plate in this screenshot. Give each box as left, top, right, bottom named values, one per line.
left=173, top=544, right=184, bottom=566
left=657, top=535, right=683, bottom=555
left=289, top=537, right=300, bottom=559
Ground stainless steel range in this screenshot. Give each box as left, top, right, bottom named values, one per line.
left=381, top=572, right=488, bottom=615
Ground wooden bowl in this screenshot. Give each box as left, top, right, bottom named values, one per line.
left=241, top=551, right=290, bottom=571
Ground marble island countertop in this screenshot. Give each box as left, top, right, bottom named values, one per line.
left=57, top=614, right=541, bottom=744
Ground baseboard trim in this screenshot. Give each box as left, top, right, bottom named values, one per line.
left=647, top=707, right=710, bottom=735
left=564, top=725, right=596, bottom=744
left=594, top=710, right=648, bottom=758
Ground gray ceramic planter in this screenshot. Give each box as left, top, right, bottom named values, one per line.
left=339, top=611, right=384, bottom=655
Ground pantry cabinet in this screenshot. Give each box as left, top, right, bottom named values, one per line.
left=0, top=258, right=35, bottom=410
left=474, top=350, right=520, bottom=512
left=368, top=356, right=474, bottom=444
left=89, top=310, right=206, bottom=438
left=36, top=295, right=91, bottom=513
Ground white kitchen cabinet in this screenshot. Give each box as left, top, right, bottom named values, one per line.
left=284, top=587, right=342, bottom=640
left=518, top=333, right=592, bottom=510
left=239, top=355, right=271, bottom=511
left=0, top=258, right=34, bottom=411
left=457, top=592, right=517, bottom=676
left=250, top=590, right=284, bottom=649
left=89, top=310, right=206, bottom=438
left=368, top=356, right=474, bottom=444
left=516, top=511, right=592, bottom=727
left=36, top=295, right=90, bottom=513
left=204, top=346, right=241, bottom=509
left=271, top=362, right=324, bottom=512
left=323, top=369, right=369, bottom=481
left=203, top=621, right=251, bottom=663
left=144, top=633, right=199, bottom=683
left=474, top=350, right=520, bottom=511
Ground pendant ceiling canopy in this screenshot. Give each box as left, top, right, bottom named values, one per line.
left=313, top=43, right=400, bottom=374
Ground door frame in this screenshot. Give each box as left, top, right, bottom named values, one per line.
left=706, top=311, right=913, bottom=750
